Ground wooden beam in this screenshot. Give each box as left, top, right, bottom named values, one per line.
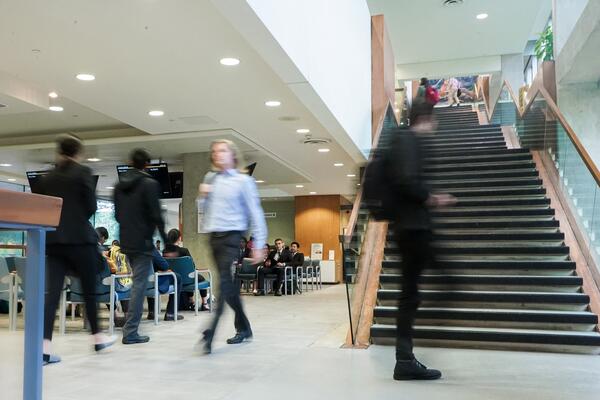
left=0, top=189, right=62, bottom=227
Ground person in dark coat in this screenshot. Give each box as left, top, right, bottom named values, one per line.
left=255, top=238, right=291, bottom=296
left=40, top=135, right=115, bottom=364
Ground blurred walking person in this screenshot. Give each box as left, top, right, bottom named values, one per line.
left=114, top=149, right=167, bottom=344
left=197, top=139, right=267, bottom=354
left=40, top=135, right=115, bottom=364
left=446, top=77, right=460, bottom=107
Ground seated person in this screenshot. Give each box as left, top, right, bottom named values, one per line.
left=96, top=227, right=129, bottom=326
left=146, top=247, right=184, bottom=321
left=237, top=237, right=250, bottom=265
left=289, top=241, right=305, bottom=269
left=255, top=238, right=291, bottom=296
left=162, top=228, right=209, bottom=311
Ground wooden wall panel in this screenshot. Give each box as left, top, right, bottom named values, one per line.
left=371, top=14, right=396, bottom=140
left=295, top=195, right=342, bottom=282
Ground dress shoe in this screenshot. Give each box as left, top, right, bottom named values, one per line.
left=122, top=335, right=150, bottom=345
left=94, top=336, right=117, bottom=352
left=164, top=313, right=184, bottom=321
left=254, top=290, right=265, bottom=296
left=196, top=329, right=212, bottom=354
left=200, top=304, right=210, bottom=311
left=42, top=353, right=61, bottom=365
left=274, top=289, right=282, bottom=296
left=146, top=312, right=155, bottom=320
left=393, top=358, right=442, bottom=381
left=226, top=330, right=253, bottom=344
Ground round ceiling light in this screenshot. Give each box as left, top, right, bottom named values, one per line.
left=256, top=180, right=265, bottom=183
left=148, top=110, right=164, bottom=117
left=7, top=178, right=16, bottom=182
left=49, top=106, right=64, bottom=112
left=334, top=163, right=344, bottom=167
left=87, top=158, right=101, bottom=162
left=318, top=148, right=330, bottom=153
left=76, top=73, right=95, bottom=81
left=309, top=191, right=317, bottom=195
left=296, top=185, right=304, bottom=188
left=476, top=13, right=488, bottom=20
left=220, top=57, right=240, bottom=66
left=296, top=128, right=310, bottom=134
left=265, top=100, right=281, bottom=107
left=347, top=174, right=356, bottom=178
left=105, top=186, right=115, bottom=190
left=0, top=163, right=12, bottom=167
left=48, top=92, right=58, bottom=98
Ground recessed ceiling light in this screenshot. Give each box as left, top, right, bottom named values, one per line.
left=334, top=163, right=344, bottom=167
left=48, top=92, right=58, bottom=98
left=318, top=148, right=330, bottom=153
left=148, top=110, right=164, bottom=117
left=296, top=185, right=304, bottom=188
left=0, top=163, right=12, bottom=167
left=265, top=100, right=281, bottom=107
left=296, top=128, right=310, bottom=134
left=256, top=180, right=265, bottom=183
left=476, top=13, right=488, bottom=20
left=49, top=106, right=64, bottom=112
left=7, top=178, right=16, bottom=182
left=347, top=174, right=356, bottom=177
left=87, top=158, right=101, bottom=162
left=76, top=73, right=95, bottom=81
left=105, top=186, right=115, bottom=190
left=309, top=191, right=317, bottom=195
left=220, top=57, right=240, bottom=66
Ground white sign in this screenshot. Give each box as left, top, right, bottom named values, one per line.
left=328, top=250, right=335, bottom=261
left=311, top=243, right=323, bottom=260
left=264, top=212, right=277, bottom=218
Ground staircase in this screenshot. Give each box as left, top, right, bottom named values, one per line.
left=370, top=104, right=600, bottom=353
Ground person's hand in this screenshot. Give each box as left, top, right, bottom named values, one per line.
left=276, top=262, right=285, bottom=267
left=199, top=183, right=212, bottom=198
left=426, top=193, right=457, bottom=208
left=251, top=248, right=267, bottom=265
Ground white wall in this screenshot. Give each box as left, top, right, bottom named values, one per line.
left=245, top=0, right=372, bottom=157
left=553, top=0, right=589, bottom=57
left=395, top=56, right=501, bottom=81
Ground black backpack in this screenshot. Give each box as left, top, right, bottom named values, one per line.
left=362, top=145, right=395, bottom=221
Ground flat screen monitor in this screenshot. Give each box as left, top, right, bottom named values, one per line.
left=27, top=170, right=99, bottom=194
left=116, top=163, right=172, bottom=198
left=168, top=172, right=183, bottom=198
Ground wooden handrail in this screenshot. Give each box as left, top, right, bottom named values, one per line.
left=484, top=78, right=600, bottom=187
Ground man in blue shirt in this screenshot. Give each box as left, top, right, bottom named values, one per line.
left=198, top=139, right=267, bottom=354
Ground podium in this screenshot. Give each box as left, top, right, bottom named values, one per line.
left=0, top=189, right=62, bottom=400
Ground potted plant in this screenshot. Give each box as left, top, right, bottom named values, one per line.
left=535, top=24, right=554, bottom=61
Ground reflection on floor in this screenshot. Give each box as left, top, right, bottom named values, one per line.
left=1, top=285, right=600, bottom=400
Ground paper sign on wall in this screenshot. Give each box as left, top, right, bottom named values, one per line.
left=311, top=243, right=323, bottom=260
left=328, top=250, right=335, bottom=261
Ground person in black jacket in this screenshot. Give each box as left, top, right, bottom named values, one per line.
left=255, top=238, right=291, bottom=296
left=40, top=135, right=115, bottom=364
left=288, top=242, right=304, bottom=269
left=114, top=148, right=167, bottom=344
left=388, top=103, right=455, bottom=381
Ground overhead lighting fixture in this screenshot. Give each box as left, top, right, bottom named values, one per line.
left=296, top=128, right=310, bottom=134
left=265, top=100, right=281, bottom=107
left=0, top=163, right=12, bottom=167
left=334, top=163, right=344, bottom=167
left=309, top=191, right=317, bottom=195
left=347, top=174, right=356, bottom=178
left=256, top=180, right=265, bottom=183
left=48, top=92, right=58, bottom=98
left=476, top=13, right=488, bottom=20
left=7, top=178, right=16, bottom=182
left=87, top=158, right=101, bottom=162
left=318, top=148, right=330, bottom=153
left=49, top=106, right=64, bottom=112
left=296, top=185, right=304, bottom=188
left=220, top=57, right=240, bottom=66
left=76, top=73, right=95, bottom=81
left=105, top=186, right=115, bottom=190
left=148, top=110, right=164, bottom=117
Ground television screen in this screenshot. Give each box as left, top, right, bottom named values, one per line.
left=116, top=163, right=172, bottom=198
left=27, top=170, right=99, bottom=194
left=168, top=172, right=183, bottom=198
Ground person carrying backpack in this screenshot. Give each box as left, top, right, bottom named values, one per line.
left=415, top=77, right=439, bottom=115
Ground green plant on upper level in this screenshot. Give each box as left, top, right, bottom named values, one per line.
left=535, top=24, right=554, bottom=61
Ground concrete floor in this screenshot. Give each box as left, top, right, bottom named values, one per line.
left=1, top=285, right=600, bottom=400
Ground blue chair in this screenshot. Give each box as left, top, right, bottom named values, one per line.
left=237, top=258, right=257, bottom=294
left=144, top=269, right=179, bottom=325
left=166, top=256, right=211, bottom=315
left=296, top=259, right=313, bottom=293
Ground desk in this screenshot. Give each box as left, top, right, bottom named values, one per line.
left=319, top=260, right=338, bottom=283
left=0, top=189, right=62, bottom=400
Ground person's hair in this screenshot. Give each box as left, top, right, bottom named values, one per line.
left=291, top=241, right=300, bottom=248
left=167, top=228, right=181, bottom=245
left=56, top=134, right=83, bottom=158
left=111, top=240, right=120, bottom=246
left=420, top=77, right=429, bottom=86
left=130, top=148, right=151, bottom=170
left=95, top=227, right=109, bottom=241
left=156, top=240, right=161, bottom=243
left=274, top=238, right=283, bottom=244
left=209, top=139, right=246, bottom=171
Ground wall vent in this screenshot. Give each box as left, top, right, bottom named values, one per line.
left=442, top=0, right=463, bottom=6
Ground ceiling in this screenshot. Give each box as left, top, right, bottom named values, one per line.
left=368, top=0, right=550, bottom=65
left=0, top=0, right=362, bottom=198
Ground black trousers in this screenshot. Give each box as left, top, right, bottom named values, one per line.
left=207, top=231, right=251, bottom=340
left=257, top=266, right=284, bottom=290
left=394, top=229, right=432, bottom=361
left=45, top=244, right=100, bottom=340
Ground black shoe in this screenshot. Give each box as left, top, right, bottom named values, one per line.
left=197, top=329, right=212, bottom=354
left=122, top=335, right=150, bottom=345
left=94, top=337, right=116, bottom=352
left=254, top=290, right=265, bottom=296
left=274, top=290, right=282, bottom=296
left=164, top=313, right=184, bottom=321
left=226, top=330, right=253, bottom=344
left=200, top=304, right=210, bottom=311
left=393, top=358, right=442, bottom=381
left=42, top=353, right=61, bottom=365
left=146, top=313, right=154, bottom=320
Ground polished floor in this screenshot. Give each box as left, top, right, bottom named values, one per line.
left=1, top=285, right=600, bottom=400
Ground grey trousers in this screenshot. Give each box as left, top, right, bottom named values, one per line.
left=122, top=253, right=152, bottom=339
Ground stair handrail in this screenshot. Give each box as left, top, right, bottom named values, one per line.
left=482, top=79, right=600, bottom=187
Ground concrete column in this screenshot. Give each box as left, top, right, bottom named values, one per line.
left=501, top=53, right=524, bottom=93
left=182, top=152, right=214, bottom=270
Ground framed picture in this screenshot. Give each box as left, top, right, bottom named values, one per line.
left=311, top=243, right=323, bottom=260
